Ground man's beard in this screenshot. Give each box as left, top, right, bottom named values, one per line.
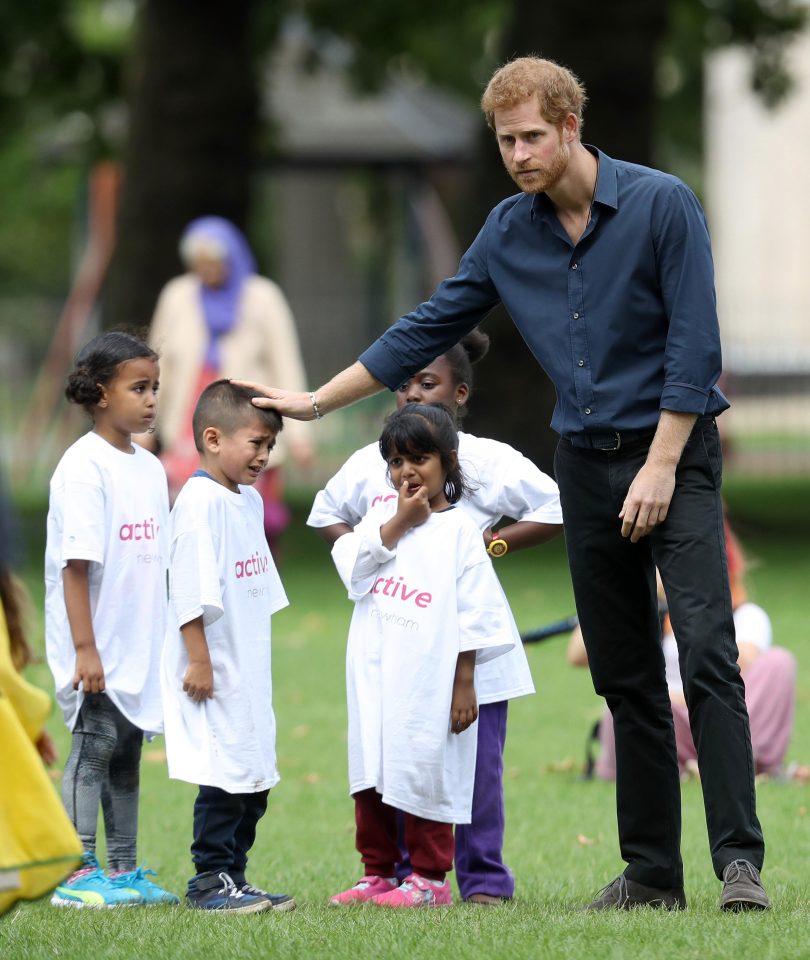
left=507, top=138, right=568, bottom=195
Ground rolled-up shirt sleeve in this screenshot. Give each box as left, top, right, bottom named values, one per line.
left=655, top=182, right=723, bottom=414
left=362, top=150, right=729, bottom=436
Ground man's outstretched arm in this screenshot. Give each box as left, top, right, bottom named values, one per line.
left=233, top=361, right=385, bottom=421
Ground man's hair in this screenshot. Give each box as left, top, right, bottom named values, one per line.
left=192, top=379, right=283, bottom=452
left=480, top=56, right=587, bottom=131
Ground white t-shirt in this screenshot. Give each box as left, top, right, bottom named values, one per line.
left=161, top=474, right=288, bottom=793
left=44, top=431, right=169, bottom=735
left=664, top=601, right=772, bottom=693
left=309, top=432, right=562, bottom=703
left=332, top=502, right=517, bottom=824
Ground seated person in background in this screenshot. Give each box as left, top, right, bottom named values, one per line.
left=568, top=518, right=800, bottom=781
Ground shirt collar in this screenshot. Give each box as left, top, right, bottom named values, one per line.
left=530, top=145, right=618, bottom=220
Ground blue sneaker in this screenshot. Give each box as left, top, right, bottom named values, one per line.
left=51, top=853, right=144, bottom=909
left=239, top=881, right=296, bottom=912
left=186, top=872, right=272, bottom=913
left=111, top=867, right=180, bottom=905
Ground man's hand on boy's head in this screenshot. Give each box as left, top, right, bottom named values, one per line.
left=183, top=659, right=214, bottom=702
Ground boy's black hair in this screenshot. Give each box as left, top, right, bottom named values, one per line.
left=379, top=402, right=465, bottom=504
left=192, top=379, right=283, bottom=452
left=65, top=332, right=158, bottom=410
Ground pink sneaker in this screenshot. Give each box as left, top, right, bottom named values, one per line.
left=371, top=873, right=452, bottom=908
left=329, top=875, right=397, bottom=906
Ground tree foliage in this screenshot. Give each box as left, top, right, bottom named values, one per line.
left=304, top=1, right=807, bottom=108
left=1, top=0, right=807, bottom=373
left=301, top=0, right=805, bottom=467
left=302, top=0, right=507, bottom=98
left=105, top=0, right=262, bottom=328
left=0, top=1, right=132, bottom=159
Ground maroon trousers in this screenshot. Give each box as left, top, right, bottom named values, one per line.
left=354, top=788, right=454, bottom=882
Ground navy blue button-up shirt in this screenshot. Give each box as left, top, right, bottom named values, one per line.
left=358, top=148, right=729, bottom=438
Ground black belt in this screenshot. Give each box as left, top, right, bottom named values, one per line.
left=563, top=429, right=655, bottom=451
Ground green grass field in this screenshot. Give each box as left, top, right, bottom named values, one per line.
left=5, top=480, right=810, bottom=959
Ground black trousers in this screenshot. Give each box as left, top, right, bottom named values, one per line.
left=554, top=417, right=764, bottom=887
left=190, top=785, right=269, bottom=885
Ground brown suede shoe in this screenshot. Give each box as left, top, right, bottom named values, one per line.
left=584, top=874, right=687, bottom=911
left=467, top=893, right=504, bottom=906
left=719, top=860, right=770, bottom=911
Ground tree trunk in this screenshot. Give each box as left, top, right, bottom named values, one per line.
left=466, top=0, right=669, bottom=473
left=105, top=0, right=259, bottom=330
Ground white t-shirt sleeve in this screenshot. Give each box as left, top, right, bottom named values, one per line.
left=478, top=439, right=562, bottom=525
left=169, top=522, right=224, bottom=629
left=455, top=523, right=516, bottom=663
left=60, top=476, right=106, bottom=567
left=664, top=601, right=772, bottom=694
left=663, top=636, right=681, bottom=691
left=307, top=448, right=371, bottom=529
left=331, top=508, right=396, bottom=599
left=497, top=452, right=562, bottom=524
left=734, top=602, right=772, bottom=652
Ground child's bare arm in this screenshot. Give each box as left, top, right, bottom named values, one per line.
left=483, top=519, right=562, bottom=553
left=180, top=616, right=214, bottom=702
left=451, top=650, right=477, bottom=734
left=63, top=559, right=105, bottom=693
left=315, top=522, right=353, bottom=547
left=36, top=731, right=58, bottom=766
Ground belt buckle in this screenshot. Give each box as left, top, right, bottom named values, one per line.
left=596, top=431, right=621, bottom=451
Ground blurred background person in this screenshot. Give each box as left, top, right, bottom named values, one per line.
left=141, top=216, right=313, bottom=555
left=0, top=486, right=82, bottom=915
left=568, top=516, right=801, bottom=782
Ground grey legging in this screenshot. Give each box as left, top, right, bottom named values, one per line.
left=62, top=693, right=143, bottom=872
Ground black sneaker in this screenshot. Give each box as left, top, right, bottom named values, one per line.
left=186, top=872, right=272, bottom=912
left=584, top=874, right=687, bottom=911
left=239, top=882, right=296, bottom=912
left=719, top=860, right=770, bottom=911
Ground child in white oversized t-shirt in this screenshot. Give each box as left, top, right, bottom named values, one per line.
left=309, top=330, right=563, bottom=904
left=161, top=379, right=295, bottom=914
left=45, top=332, right=176, bottom=908
left=329, top=403, right=517, bottom=909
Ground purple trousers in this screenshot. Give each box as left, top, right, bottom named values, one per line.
left=398, top=700, right=514, bottom=900
left=596, top=647, right=796, bottom=780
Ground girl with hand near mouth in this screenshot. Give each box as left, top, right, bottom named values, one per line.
left=309, top=331, right=562, bottom=905
left=328, top=403, right=519, bottom=909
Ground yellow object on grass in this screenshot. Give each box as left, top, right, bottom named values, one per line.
left=0, top=605, right=82, bottom=915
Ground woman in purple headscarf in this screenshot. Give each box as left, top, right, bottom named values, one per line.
left=145, top=216, right=313, bottom=549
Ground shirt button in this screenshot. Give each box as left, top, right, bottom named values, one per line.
left=573, top=312, right=579, bottom=319
left=572, top=263, right=578, bottom=270
left=578, top=359, right=585, bottom=367
left=585, top=408, right=592, bottom=415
